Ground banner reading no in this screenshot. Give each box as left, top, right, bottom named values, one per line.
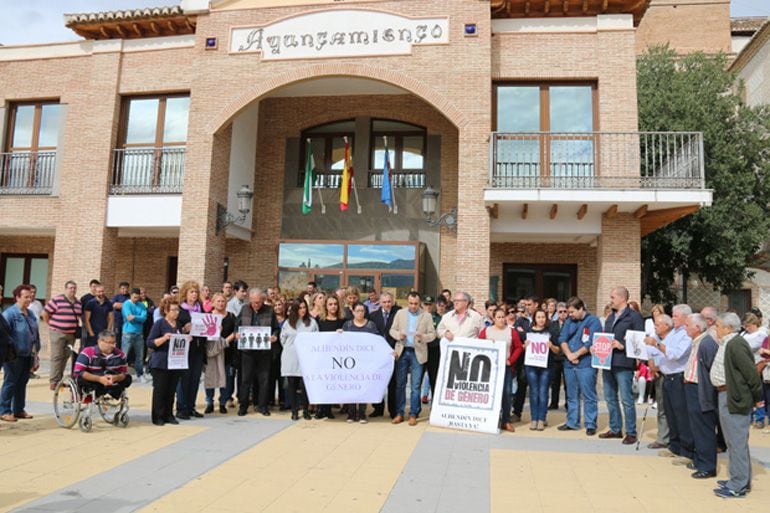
left=295, top=331, right=395, bottom=404
left=429, top=337, right=506, bottom=435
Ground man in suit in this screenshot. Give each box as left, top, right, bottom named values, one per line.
left=597, top=286, right=644, bottom=444
left=370, top=291, right=400, bottom=418
left=684, top=313, right=719, bottom=478
left=389, top=291, right=437, bottom=425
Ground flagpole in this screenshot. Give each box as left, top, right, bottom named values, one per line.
left=344, top=136, right=362, bottom=214
left=385, top=136, right=398, bottom=215
left=309, top=138, right=326, bottom=214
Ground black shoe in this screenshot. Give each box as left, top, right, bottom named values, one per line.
left=686, top=462, right=697, bottom=471
left=279, top=405, right=291, bottom=411
left=370, top=411, right=384, bottom=418
left=219, top=405, right=227, bottom=414
left=315, top=411, right=327, bottom=420
left=176, top=412, right=190, bottom=420
left=303, top=411, right=312, bottom=420
left=237, top=408, right=247, bottom=416
left=190, top=410, right=204, bottom=418
left=152, top=420, right=165, bottom=426
left=558, top=424, right=578, bottom=431
left=692, top=470, right=717, bottom=479
left=291, top=411, right=299, bottom=421
left=548, top=404, right=558, bottom=410
left=164, top=417, right=179, bottom=425
left=261, top=408, right=271, bottom=416
left=204, top=404, right=214, bottom=414
left=586, top=428, right=597, bottom=436
left=598, top=430, right=623, bottom=439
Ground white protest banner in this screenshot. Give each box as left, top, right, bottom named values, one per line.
left=295, top=331, right=394, bottom=404
left=168, top=334, right=191, bottom=370
left=429, top=337, right=506, bottom=435
left=524, top=333, right=550, bottom=369
left=238, top=326, right=272, bottom=350
left=624, top=330, right=648, bottom=360
left=190, top=312, right=223, bottom=338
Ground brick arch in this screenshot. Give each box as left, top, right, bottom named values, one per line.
left=206, top=62, right=468, bottom=134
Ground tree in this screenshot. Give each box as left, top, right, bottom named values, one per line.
left=638, top=46, right=770, bottom=303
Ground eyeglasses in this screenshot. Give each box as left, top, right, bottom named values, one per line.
left=558, top=310, right=567, bottom=314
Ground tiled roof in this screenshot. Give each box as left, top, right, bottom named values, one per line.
left=63, top=6, right=183, bottom=26
left=63, top=5, right=195, bottom=40
left=731, top=16, right=767, bottom=35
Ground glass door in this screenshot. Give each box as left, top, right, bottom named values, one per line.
left=503, top=264, right=576, bottom=303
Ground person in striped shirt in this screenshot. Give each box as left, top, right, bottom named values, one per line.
left=74, top=330, right=132, bottom=399
left=42, top=281, right=82, bottom=390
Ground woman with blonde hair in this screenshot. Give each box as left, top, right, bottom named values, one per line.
left=309, top=292, right=327, bottom=320
left=175, top=280, right=205, bottom=420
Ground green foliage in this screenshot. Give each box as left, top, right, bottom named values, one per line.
left=638, top=46, right=770, bottom=303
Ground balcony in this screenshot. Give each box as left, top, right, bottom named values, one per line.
left=110, top=147, right=185, bottom=194
left=489, top=131, right=705, bottom=190
left=298, top=170, right=426, bottom=189
left=0, top=151, right=56, bottom=195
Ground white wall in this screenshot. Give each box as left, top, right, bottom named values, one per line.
left=226, top=102, right=259, bottom=240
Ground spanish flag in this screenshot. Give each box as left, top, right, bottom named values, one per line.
left=339, top=137, right=353, bottom=211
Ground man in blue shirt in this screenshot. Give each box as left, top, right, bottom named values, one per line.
left=558, top=296, right=602, bottom=435
left=84, top=284, right=113, bottom=348
left=111, top=281, right=131, bottom=349
left=646, top=305, right=694, bottom=460
left=121, top=288, right=148, bottom=383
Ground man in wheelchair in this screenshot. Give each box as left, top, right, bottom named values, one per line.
left=73, top=330, right=132, bottom=399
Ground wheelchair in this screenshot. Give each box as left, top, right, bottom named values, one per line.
left=52, top=375, right=130, bottom=432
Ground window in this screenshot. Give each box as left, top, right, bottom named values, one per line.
left=494, top=83, right=597, bottom=181
left=370, top=119, right=426, bottom=188
left=1, top=254, right=49, bottom=304
left=2, top=101, right=60, bottom=192
left=502, top=264, right=577, bottom=303
left=298, top=120, right=355, bottom=188
left=277, top=241, right=419, bottom=302
left=113, top=94, right=189, bottom=192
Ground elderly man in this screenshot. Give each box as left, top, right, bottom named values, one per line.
left=390, top=291, right=436, bottom=425
left=42, top=281, right=82, bottom=390
left=599, top=286, right=645, bottom=444
left=683, top=313, right=719, bottom=479
left=236, top=288, right=280, bottom=417
left=557, top=297, right=602, bottom=435
left=646, top=314, right=672, bottom=449
left=370, top=291, right=401, bottom=418
left=436, top=291, right=484, bottom=341
left=711, top=312, right=764, bottom=498
left=645, top=305, right=694, bottom=462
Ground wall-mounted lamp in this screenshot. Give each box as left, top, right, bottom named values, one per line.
left=421, top=185, right=457, bottom=230
left=216, top=185, right=254, bottom=234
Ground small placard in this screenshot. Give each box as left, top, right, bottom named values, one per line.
left=238, top=326, right=272, bottom=350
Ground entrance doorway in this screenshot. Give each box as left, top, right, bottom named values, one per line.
left=502, top=263, right=577, bottom=303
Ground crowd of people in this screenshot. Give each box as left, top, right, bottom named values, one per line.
left=0, top=279, right=767, bottom=499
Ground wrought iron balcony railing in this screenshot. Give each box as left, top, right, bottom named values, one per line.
left=489, top=131, right=705, bottom=189
left=297, top=170, right=426, bottom=189
left=0, top=151, right=56, bottom=195
left=111, top=147, right=185, bottom=194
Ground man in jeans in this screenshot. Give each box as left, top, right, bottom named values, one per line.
left=558, top=296, right=602, bottom=435
left=42, top=281, right=82, bottom=390
left=389, top=291, right=436, bottom=426
left=121, top=288, right=148, bottom=383
left=598, top=286, right=644, bottom=445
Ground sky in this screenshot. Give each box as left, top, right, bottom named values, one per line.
left=0, top=0, right=768, bottom=46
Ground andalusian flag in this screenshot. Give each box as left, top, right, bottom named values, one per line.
left=302, top=141, right=314, bottom=215
left=339, top=137, right=353, bottom=211
left=380, top=136, right=393, bottom=211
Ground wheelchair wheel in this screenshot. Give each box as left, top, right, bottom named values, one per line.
left=53, top=378, right=80, bottom=429
left=97, top=396, right=122, bottom=425
left=117, top=412, right=129, bottom=428
left=78, top=415, right=92, bottom=433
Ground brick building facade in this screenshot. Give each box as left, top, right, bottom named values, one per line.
left=0, top=0, right=714, bottom=310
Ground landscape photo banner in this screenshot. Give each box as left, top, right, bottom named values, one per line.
left=429, top=337, right=506, bottom=435
left=295, top=331, right=394, bottom=404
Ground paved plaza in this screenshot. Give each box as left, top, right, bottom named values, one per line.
left=2, top=361, right=770, bottom=513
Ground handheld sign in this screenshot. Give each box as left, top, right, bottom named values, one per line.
left=238, top=326, right=272, bottom=350
left=591, top=332, right=614, bottom=370
left=190, top=312, right=223, bottom=338
left=524, top=333, right=550, bottom=369
left=168, top=334, right=191, bottom=370
left=624, top=330, right=648, bottom=360
left=429, top=337, right=506, bottom=435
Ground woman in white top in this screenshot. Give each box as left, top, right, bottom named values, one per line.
left=280, top=299, right=318, bottom=420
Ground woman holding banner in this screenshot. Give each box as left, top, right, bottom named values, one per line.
left=479, top=308, right=523, bottom=432
left=204, top=293, right=237, bottom=415
left=341, top=302, right=380, bottom=423
left=280, top=299, right=318, bottom=421
left=175, top=281, right=206, bottom=420
left=146, top=298, right=183, bottom=426
left=524, top=310, right=561, bottom=431
left=315, top=295, right=345, bottom=419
